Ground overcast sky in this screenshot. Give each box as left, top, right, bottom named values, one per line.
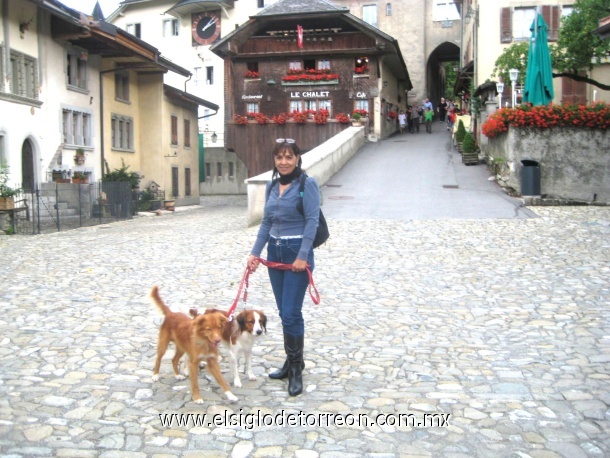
left=60, top=0, right=122, bottom=18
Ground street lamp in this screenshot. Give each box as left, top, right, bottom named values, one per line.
left=465, top=6, right=478, bottom=26
left=496, top=81, right=505, bottom=109
left=211, top=132, right=218, bottom=143
left=509, top=68, right=519, bottom=108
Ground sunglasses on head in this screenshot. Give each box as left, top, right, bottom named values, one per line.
left=276, top=138, right=295, bottom=144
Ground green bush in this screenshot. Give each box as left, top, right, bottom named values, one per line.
left=102, top=159, right=141, bottom=190
left=455, top=120, right=466, bottom=143
left=462, top=131, right=477, bottom=154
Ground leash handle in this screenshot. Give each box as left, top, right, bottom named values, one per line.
left=227, top=265, right=252, bottom=320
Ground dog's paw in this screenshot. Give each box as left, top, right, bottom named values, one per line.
left=247, top=373, right=257, bottom=381
left=152, top=374, right=160, bottom=382
left=225, top=391, right=238, bottom=402
left=233, top=378, right=242, bottom=388
left=193, top=397, right=204, bottom=404
left=175, top=374, right=186, bottom=381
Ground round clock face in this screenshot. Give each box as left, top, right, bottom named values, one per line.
left=192, top=13, right=221, bottom=46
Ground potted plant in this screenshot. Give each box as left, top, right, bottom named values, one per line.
left=455, top=120, right=466, bottom=153
left=461, top=131, right=479, bottom=165
left=351, top=111, right=362, bottom=126
left=74, top=148, right=86, bottom=165
left=72, top=171, right=90, bottom=184
left=335, top=113, right=351, bottom=124
left=52, top=169, right=72, bottom=183
left=0, top=161, right=19, bottom=210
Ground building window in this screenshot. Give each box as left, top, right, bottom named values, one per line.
left=185, top=168, right=192, bottom=196
left=289, top=100, right=303, bottom=113
left=62, top=108, right=93, bottom=147
left=318, top=100, right=332, bottom=115
left=562, top=6, right=573, bottom=17
left=194, top=67, right=202, bottom=86
left=126, top=23, right=141, bottom=38
left=217, top=162, right=222, bottom=177
left=8, top=50, right=38, bottom=99
left=115, top=73, right=129, bottom=102
left=163, top=18, right=179, bottom=37
left=355, top=100, right=369, bottom=113
left=205, top=162, right=211, bottom=178
left=258, top=0, right=265, bottom=7
left=317, top=60, right=330, bottom=70
left=206, top=66, right=214, bottom=85
left=246, top=102, right=259, bottom=114
left=433, top=1, right=460, bottom=21
left=355, top=56, right=369, bottom=74
left=289, top=61, right=302, bottom=72
left=513, top=7, right=537, bottom=41
left=229, top=162, right=235, bottom=178
left=172, top=167, right=179, bottom=198
left=0, top=135, right=5, bottom=165
left=386, top=3, right=392, bottom=16
left=304, top=59, right=316, bottom=71
left=363, top=5, right=377, bottom=28
left=66, top=51, right=87, bottom=90
left=110, top=114, right=134, bottom=150
left=247, top=62, right=259, bottom=73
left=184, top=119, right=191, bottom=147
left=171, top=115, right=178, bottom=145
left=304, top=100, right=317, bottom=112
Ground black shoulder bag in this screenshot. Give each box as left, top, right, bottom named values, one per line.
left=265, top=174, right=330, bottom=248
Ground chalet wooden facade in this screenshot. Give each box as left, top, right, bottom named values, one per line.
left=211, top=0, right=411, bottom=178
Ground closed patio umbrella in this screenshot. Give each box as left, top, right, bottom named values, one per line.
left=523, top=12, right=554, bottom=106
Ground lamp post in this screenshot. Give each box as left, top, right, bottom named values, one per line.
left=496, top=81, right=504, bottom=109
left=509, top=68, right=519, bottom=108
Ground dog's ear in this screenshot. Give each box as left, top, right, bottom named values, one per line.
left=236, top=313, right=246, bottom=329
left=189, top=308, right=200, bottom=319
left=260, top=312, right=267, bottom=334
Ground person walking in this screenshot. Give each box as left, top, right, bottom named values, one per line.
left=398, top=110, right=407, bottom=134
left=438, top=97, right=448, bottom=123
left=247, top=139, right=321, bottom=397
left=412, top=102, right=422, bottom=133
left=424, top=106, right=433, bottom=133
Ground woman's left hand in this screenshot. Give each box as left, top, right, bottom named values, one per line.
left=292, top=259, right=308, bottom=272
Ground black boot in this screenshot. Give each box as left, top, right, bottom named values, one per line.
left=286, top=334, right=304, bottom=396
left=269, top=333, right=304, bottom=380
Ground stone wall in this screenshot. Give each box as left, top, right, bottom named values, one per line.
left=487, top=128, right=609, bottom=203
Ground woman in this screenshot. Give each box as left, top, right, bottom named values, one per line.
left=247, top=139, right=320, bottom=396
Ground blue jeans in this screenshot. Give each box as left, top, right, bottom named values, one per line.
left=266, top=237, right=314, bottom=336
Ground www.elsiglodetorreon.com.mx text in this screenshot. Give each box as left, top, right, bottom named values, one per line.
left=159, top=410, right=451, bottom=430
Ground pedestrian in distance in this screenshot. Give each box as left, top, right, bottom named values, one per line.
left=424, top=106, right=434, bottom=133
left=412, top=102, right=422, bottom=133
left=247, top=139, right=321, bottom=397
left=438, top=97, right=448, bottom=123
left=398, top=110, right=407, bottom=134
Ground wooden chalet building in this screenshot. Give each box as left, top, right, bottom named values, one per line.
left=211, top=0, right=411, bottom=177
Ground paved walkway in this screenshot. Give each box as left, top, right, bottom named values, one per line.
left=0, top=131, right=609, bottom=457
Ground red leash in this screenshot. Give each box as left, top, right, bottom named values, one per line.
left=227, top=257, right=320, bottom=320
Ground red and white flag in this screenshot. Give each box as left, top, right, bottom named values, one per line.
left=297, top=24, right=303, bottom=48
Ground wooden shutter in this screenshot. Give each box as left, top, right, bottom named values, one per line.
left=542, top=5, right=560, bottom=41
left=562, top=76, right=587, bottom=105
left=501, top=7, right=512, bottom=43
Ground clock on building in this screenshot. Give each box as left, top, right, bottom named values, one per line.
left=192, top=12, right=221, bottom=46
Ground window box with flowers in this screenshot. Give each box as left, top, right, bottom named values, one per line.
left=244, top=70, right=261, bottom=79
left=74, top=148, right=86, bottom=165
left=72, top=171, right=91, bottom=184
left=291, top=111, right=309, bottom=124
left=281, top=69, right=339, bottom=86
left=234, top=114, right=249, bottom=125
left=272, top=113, right=289, bottom=125
left=335, top=113, right=351, bottom=124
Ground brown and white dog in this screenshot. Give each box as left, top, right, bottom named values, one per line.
left=149, top=286, right=238, bottom=403
left=205, top=309, right=267, bottom=388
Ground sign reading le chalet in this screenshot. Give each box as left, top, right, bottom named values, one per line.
left=289, top=91, right=330, bottom=98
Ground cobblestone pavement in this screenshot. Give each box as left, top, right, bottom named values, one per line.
left=0, top=197, right=609, bottom=457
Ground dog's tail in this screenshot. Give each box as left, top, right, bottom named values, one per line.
left=149, top=286, right=171, bottom=316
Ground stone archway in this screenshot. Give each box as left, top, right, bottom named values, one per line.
left=426, top=42, right=460, bottom=109
left=21, top=139, right=35, bottom=191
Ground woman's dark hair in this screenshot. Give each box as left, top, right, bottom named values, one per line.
left=271, top=141, right=302, bottom=180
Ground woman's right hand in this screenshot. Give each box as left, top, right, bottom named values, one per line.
left=247, top=255, right=260, bottom=272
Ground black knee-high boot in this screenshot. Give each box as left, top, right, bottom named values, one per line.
left=269, top=332, right=304, bottom=380
left=286, top=334, right=304, bottom=396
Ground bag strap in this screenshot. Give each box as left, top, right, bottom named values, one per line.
left=296, top=173, right=307, bottom=215
left=265, top=178, right=278, bottom=202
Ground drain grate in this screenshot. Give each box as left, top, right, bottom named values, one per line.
left=325, top=184, right=342, bottom=188
left=328, top=196, right=354, bottom=200
left=443, top=185, right=459, bottom=189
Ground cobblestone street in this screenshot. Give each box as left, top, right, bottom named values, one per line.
left=0, top=197, right=609, bottom=457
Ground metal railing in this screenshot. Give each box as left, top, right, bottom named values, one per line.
left=4, top=181, right=134, bottom=235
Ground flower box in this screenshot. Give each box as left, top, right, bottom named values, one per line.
left=0, top=197, right=14, bottom=211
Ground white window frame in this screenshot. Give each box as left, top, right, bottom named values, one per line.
left=289, top=61, right=302, bottom=71
left=126, top=23, right=141, bottom=38
left=317, top=60, right=330, bottom=70
left=355, top=100, right=369, bottom=113
left=386, top=3, right=392, bottom=16
left=193, top=67, right=202, bottom=86
left=319, top=100, right=332, bottom=116
left=433, top=0, right=460, bottom=21
left=115, top=73, right=130, bottom=102
left=206, top=66, right=214, bottom=85
left=62, top=106, right=93, bottom=148
left=513, top=7, right=537, bottom=41
left=111, top=113, right=134, bottom=151
left=363, top=5, right=378, bottom=28
left=8, top=49, right=38, bottom=99
left=289, top=100, right=303, bottom=113
left=163, top=18, right=179, bottom=37
left=246, top=102, right=260, bottom=113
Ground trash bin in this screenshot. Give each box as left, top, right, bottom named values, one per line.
left=521, top=160, right=540, bottom=196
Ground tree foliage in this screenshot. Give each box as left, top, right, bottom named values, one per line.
left=492, top=0, right=610, bottom=90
